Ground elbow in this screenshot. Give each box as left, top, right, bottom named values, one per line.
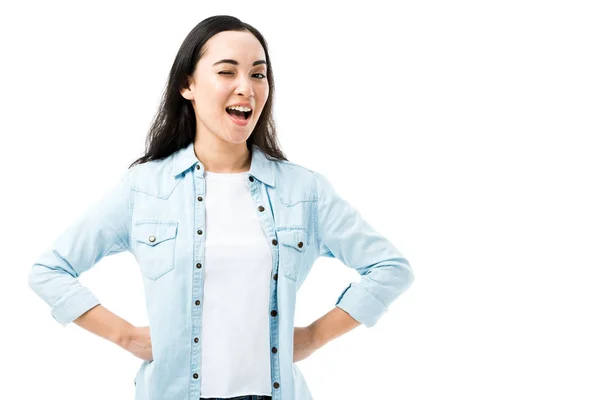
left=395, top=257, right=415, bottom=295
left=28, top=262, right=54, bottom=297
left=404, top=259, right=415, bottom=286
left=28, top=263, right=43, bottom=295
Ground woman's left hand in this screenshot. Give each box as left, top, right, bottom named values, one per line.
left=293, top=325, right=322, bottom=363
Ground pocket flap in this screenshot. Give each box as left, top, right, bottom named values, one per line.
left=276, top=228, right=308, bottom=252
left=134, top=220, right=178, bottom=246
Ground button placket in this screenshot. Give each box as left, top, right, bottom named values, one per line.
left=246, top=174, right=282, bottom=397
left=191, top=163, right=206, bottom=399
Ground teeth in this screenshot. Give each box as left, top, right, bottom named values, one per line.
left=227, top=105, right=251, bottom=112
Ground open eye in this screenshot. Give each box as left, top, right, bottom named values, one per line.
left=253, top=73, right=266, bottom=79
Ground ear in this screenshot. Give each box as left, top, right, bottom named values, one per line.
left=180, top=78, right=195, bottom=100
left=180, top=86, right=194, bottom=100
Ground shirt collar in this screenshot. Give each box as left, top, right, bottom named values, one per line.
left=170, top=142, right=276, bottom=187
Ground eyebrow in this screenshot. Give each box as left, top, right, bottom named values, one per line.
left=212, top=59, right=267, bottom=67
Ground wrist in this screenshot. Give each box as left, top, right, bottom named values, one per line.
left=309, top=322, right=328, bottom=349
left=114, top=322, right=135, bottom=350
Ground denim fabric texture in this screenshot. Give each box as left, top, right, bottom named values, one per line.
left=29, top=142, right=415, bottom=400
left=200, top=396, right=271, bottom=400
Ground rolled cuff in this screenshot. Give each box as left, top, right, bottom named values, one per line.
left=51, top=286, right=100, bottom=326
left=334, top=282, right=388, bottom=328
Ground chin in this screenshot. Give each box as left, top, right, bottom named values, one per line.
left=224, top=133, right=252, bottom=144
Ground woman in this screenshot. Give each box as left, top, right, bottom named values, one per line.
left=28, top=15, right=414, bottom=400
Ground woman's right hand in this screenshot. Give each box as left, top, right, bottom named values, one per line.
left=123, top=325, right=153, bottom=362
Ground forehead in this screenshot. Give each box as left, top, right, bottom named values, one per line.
left=202, top=30, right=266, bottom=65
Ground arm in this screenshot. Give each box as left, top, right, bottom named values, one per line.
left=72, top=304, right=152, bottom=360
left=73, top=304, right=133, bottom=347
left=28, top=168, right=134, bottom=326
left=309, top=305, right=361, bottom=347
left=311, top=171, right=415, bottom=338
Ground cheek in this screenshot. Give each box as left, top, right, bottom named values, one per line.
left=213, top=82, right=231, bottom=99
left=199, top=79, right=231, bottom=111
left=262, top=80, right=270, bottom=95
left=256, top=83, right=269, bottom=106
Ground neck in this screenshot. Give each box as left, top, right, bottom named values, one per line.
left=193, top=134, right=251, bottom=173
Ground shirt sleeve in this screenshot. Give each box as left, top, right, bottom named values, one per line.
left=28, top=168, right=134, bottom=326
left=313, top=171, right=414, bottom=328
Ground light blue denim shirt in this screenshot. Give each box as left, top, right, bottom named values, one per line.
left=28, top=142, right=414, bottom=400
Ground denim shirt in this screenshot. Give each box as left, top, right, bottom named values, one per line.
left=28, top=142, right=414, bottom=400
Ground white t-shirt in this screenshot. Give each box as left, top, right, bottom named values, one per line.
left=200, top=170, right=273, bottom=398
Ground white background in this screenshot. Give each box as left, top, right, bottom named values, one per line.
left=1, top=1, right=599, bottom=399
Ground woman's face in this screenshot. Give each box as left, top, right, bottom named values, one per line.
left=181, top=30, right=269, bottom=145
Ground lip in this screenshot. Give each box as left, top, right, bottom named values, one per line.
left=225, top=102, right=253, bottom=111
left=225, top=102, right=253, bottom=126
left=227, top=111, right=250, bottom=126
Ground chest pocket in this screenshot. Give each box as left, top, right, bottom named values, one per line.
left=276, top=227, right=308, bottom=282
left=133, top=220, right=178, bottom=281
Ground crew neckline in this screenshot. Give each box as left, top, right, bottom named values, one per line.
left=204, top=170, right=249, bottom=177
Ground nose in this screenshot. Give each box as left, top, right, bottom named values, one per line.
left=235, top=75, right=254, bottom=98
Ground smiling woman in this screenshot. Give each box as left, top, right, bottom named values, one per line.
left=179, top=30, right=270, bottom=145
left=28, top=13, right=414, bottom=400
left=128, top=15, right=285, bottom=173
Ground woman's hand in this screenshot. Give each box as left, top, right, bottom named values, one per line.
left=293, top=325, right=322, bottom=363
left=123, top=326, right=153, bottom=362
left=124, top=325, right=319, bottom=363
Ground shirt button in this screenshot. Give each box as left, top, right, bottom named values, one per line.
left=273, top=382, right=280, bottom=389
left=273, top=273, right=278, bottom=281
left=258, top=206, right=265, bottom=212
left=298, top=242, right=303, bottom=248
left=271, top=347, right=277, bottom=354
left=197, top=229, right=203, bottom=235
left=195, top=300, right=201, bottom=306
left=194, top=337, right=199, bottom=343
left=193, top=373, right=199, bottom=379
left=270, top=310, right=277, bottom=317
left=196, top=165, right=200, bottom=170
left=197, top=196, right=203, bottom=201
left=196, top=263, right=202, bottom=269
left=248, top=176, right=254, bottom=182
left=148, top=236, right=156, bottom=243
left=272, top=239, right=278, bottom=246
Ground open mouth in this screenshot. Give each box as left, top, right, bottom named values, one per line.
left=226, top=107, right=252, bottom=121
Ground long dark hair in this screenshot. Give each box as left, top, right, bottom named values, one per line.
left=129, top=15, right=287, bottom=168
